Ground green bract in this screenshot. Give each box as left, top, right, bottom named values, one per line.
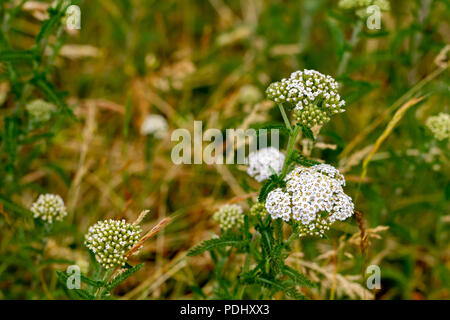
left=426, top=112, right=450, bottom=141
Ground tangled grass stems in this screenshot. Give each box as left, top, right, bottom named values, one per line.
left=1, top=0, right=448, bottom=301
left=340, top=59, right=448, bottom=160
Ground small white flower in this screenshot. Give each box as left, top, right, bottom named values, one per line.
left=85, top=219, right=142, bottom=269
left=140, top=114, right=168, bottom=139
left=213, top=204, right=244, bottom=232
left=246, top=147, right=285, bottom=182
left=266, top=70, right=346, bottom=128
left=239, top=84, right=262, bottom=104
left=30, top=194, right=68, bottom=224
left=265, top=188, right=291, bottom=221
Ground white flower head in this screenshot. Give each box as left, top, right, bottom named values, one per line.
left=140, top=114, right=168, bottom=139
left=213, top=204, right=244, bottom=232
left=26, top=99, right=56, bottom=122
left=247, top=147, right=285, bottom=182
left=84, top=219, right=142, bottom=269
left=266, top=70, right=346, bottom=128
left=426, top=112, right=450, bottom=141
left=265, top=164, right=354, bottom=237
left=30, top=194, right=68, bottom=224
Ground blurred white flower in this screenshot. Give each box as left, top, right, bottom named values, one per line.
left=247, top=147, right=285, bottom=182
left=30, top=194, right=68, bottom=224
left=239, top=84, right=262, bottom=104
left=213, top=204, right=244, bottom=232
left=426, top=112, right=450, bottom=141
left=265, top=164, right=354, bottom=237
left=266, top=69, right=346, bottom=128
left=338, top=0, right=390, bottom=18
left=85, top=219, right=142, bottom=269
left=140, top=114, right=168, bottom=139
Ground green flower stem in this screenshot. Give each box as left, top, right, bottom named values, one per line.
left=261, top=287, right=272, bottom=300
left=274, top=219, right=283, bottom=244
left=337, top=20, right=363, bottom=76
left=280, top=125, right=301, bottom=178
left=278, top=103, right=292, bottom=132
left=236, top=234, right=256, bottom=299
left=37, top=237, right=48, bottom=265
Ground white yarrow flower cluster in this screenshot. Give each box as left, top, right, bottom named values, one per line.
left=30, top=194, right=68, bottom=223
left=247, top=147, right=285, bottom=182
left=426, top=112, right=450, bottom=141
left=265, top=164, right=354, bottom=237
left=213, top=204, right=244, bottom=232
left=338, top=0, right=390, bottom=18
left=140, top=114, right=168, bottom=139
left=266, top=70, right=346, bottom=128
left=85, top=219, right=142, bottom=269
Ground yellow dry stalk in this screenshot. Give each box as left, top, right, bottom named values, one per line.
left=359, top=96, right=424, bottom=188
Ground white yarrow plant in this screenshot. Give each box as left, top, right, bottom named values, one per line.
left=247, top=147, right=285, bottom=182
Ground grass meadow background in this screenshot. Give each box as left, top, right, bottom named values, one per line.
left=0, top=0, right=449, bottom=299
